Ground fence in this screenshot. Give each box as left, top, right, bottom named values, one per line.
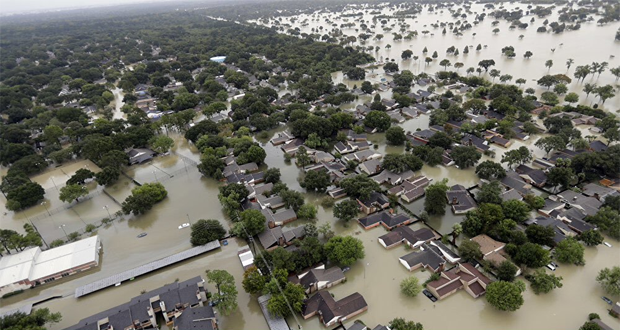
left=29, top=189, right=103, bottom=222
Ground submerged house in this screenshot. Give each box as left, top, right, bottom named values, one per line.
left=446, top=185, right=477, bottom=214
left=357, top=192, right=390, bottom=215
left=357, top=210, right=413, bottom=230
left=301, top=291, right=368, bottom=327
left=378, top=226, right=439, bottom=249
left=426, top=263, right=492, bottom=300
left=387, top=176, right=431, bottom=203
left=291, top=264, right=346, bottom=294
left=126, top=148, right=156, bottom=165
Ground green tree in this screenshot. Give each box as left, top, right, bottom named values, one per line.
left=486, top=280, right=526, bottom=311
left=149, top=135, right=174, bottom=154
left=578, top=230, right=604, bottom=246
left=596, top=266, right=620, bottom=296
left=6, top=182, right=45, bottom=211
left=451, top=146, right=481, bottom=169
left=232, top=209, right=266, bottom=238
left=424, top=179, right=449, bottom=215
left=59, top=184, right=88, bottom=203
left=325, top=236, right=365, bottom=266
left=66, top=168, right=94, bottom=185
left=242, top=266, right=265, bottom=295
left=458, top=240, right=483, bottom=262
left=477, top=181, right=503, bottom=205
left=0, top=308, right=61, bottom=330
left=364, top=110, right=391, bottom=132
left=43, top=125, right=63, bottom=143
left=198, top=154, right=225, bottom=178
left=264, top=168, right=281, bottom=184
left=400, top=276, right=422, bottom=297
left=297, top=204, right=317, bottom=220
left=496, top=260, right=519, bottom=282
left=206, top=269, right=238, bottom=316
left=301, top=169, right=330, bottom=192
left=280, top=189, right=305, bottom=212
left=334, top=200, right=360, bottom=222
left=121, top=182, right=167, bottom=215
left=389, top=318, right=424, bottom=330
left=96, top=166, right=121, bottom=186
left=190, top=219, right=226, bottom=246
left=502, top=200, right=531, bottom=223
left=501, top=146, right=533, bottom=169
left=554, top=237, right=585, bottom=265
left=514, top=242, right=550, bottom=268
left=525, top=224, right=555, bottom=246
left=386, top=126, right=406, bottom=145
left=526, top=269, right=563, bottom=294
left=585, top=207, right=620, bottom=240
left=266, top=281, right=306, bottom=317
left=579, top=321, right=603, bottom=330
left=339, top=175, right=381, bottom=200
left=475, top=160, right=506, bottom=180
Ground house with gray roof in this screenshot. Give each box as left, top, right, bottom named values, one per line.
left=557, top=190, right=602, bottom=217
left=301, top=291, right=368, bottom=327
left=582, top=183, right=619, bottom=201
left=515, top=165, right=547, bottom=188
left=446, top=185, right=477, bottom=214
left=334, top=141, right=358, bottom=155
left=258, top=226, right=305, bottom=251
left=126, top=148, right=156, bottom=165
left=378, top=226, right=439, bottom=249
left=261, top=208, right=297, bottom=227
left=372, top=170, right=414, bottom=186
left=357, top=192, right=390, bottom=215
left=388, top=176, right=431, bottom=203
left=525, top=216, right=577, bottom=245
left=172, top=305, right=217, bottom=330
left=292, top=264, right=346, bottom=294
left=500, top=171, right=532, bottom=196
left=358, top=210, right=413, bottom=230
left=399, top=243, right=447, bottom=273
left=461, top=134, right=490, bottom=153
left=358, top=159, right=383, bottom=176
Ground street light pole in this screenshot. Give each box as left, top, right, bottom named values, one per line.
left=152, top=171, right=158, bottom=182
left=103, top=205, right=112, bottom=219
left=50, top=177, right=58, bottom=191
left=41, top=201, right=51, bottom=216
left=59, top=224, right=69, bottom=241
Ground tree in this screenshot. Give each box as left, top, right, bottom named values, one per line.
left=232, top=209, right=266, bottom=238
left=340, top=175, right=381, bottom=200
left=583, top=83, right=597, bottom=98
left=564, top=92, right=579, bottom=104
left=334, top=200, right=360, bottom=222
left=264, top=168, right=281, bottom=184
left=578, top=229, right=604, bottom=246
left=554, top=237, right=585, bottom=265
left=401, top=49, right=413, bottom=60
left=66, top=168, right=94, bottom=185
left=486, top=280, right=526, bottom=311
left=382, top=154, right=423, bottom=173
left=400, top=276, right=422, bottom=297
left=149, top=135, right=174, bottom=154
left=325, top=236, right=365, bottom=266
left=386, top=126, right=406, bottom=145
left=476, top=161, right=506, bottom=180
left=541, top=91, right=559, bottom=105
left=301, top=169, right=330, bottom=192
left=424, top=179, right=449, bottom=215
left=266, top=281, right=306, bottom=317
left=0, top=308, right=61, bottom=330
left=242, top=266, right=265, bottom=295
left=579, top=321, right=603, bottom=330
left=535, top=136, right=567, bottom=156
left=527, top=269, right=563, bottom=294
left=364, top=110, right=391, bottom=132
left=554, top=83, right=568, bottom=95
left=96, top=166, right=120, bottom=186
left=595, top=85, right=616, bottom=104
left=502, top=200, right=531, bottom=223
left=477, top=181, right=503, bottom=205
left=525, top=225, right=555, bottom=246
left=478, top=59, right=496, bottom=72
left=514, top=242, right=550, bottom=268
left=43, top=125, right=63, bottom=143
left=361, top=81, right=373, bottom=94
left=585, top=207, right=620, bottom=240
left=6, top=182, right=45, bottom=211
left=545, top=59, right=553, bottom=71
left=198, top=154, right=225, bottom=178
left=384, top=62, right=399, bottom=73
left=207, top=269, right=238, bottom=316
left=596, top=266, right=620, bottom=296
left=459, top=240, right=483, bottom=262
left=59, top=184, right=88, bottom=203
left=121, top=182, right=168, bottom=215
left=524, top=51, right=533, bottom=59
left=496, top=260, right=519, bottom=282
left=280, top=189, right=305, bottom=211
left=345, top=67, right=365, bottom=80
left=439, top=59, right=452, bottom=70
left=190, top=219, right=226, bottom=246
left=451, top=146, right=481, bottom=169
left=546, top=166, right=578, bottom=192
left=389, top=318, right=424, bottom=330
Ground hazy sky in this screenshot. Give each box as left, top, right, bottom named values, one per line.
left=1, top=0, right=162, bottom=14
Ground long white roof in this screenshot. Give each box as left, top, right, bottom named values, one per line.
left=0, top=236, right=100, bottom=288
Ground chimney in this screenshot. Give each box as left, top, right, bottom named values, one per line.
left=452, top=197, right=459, bottom=205
left=376, top=165, right=381, bottom=173
left=594, top=193, right=600, bottom=201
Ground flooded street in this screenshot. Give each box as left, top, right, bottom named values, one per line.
left=1, top=3, right=620, bottom=330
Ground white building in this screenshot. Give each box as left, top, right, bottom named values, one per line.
left=0, top=236, right=101, bottom=295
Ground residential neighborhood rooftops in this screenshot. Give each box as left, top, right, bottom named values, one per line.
left=358, top=210, right=412, bottom=230
left=470, top=235, right=505, bottom=256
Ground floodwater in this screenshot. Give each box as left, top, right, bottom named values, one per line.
left=258, top=2, right=620, bottom=111
left=1, top=3, right=620, bottom=330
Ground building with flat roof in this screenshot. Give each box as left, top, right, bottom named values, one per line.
left=0, top=236, right=100, bottom=295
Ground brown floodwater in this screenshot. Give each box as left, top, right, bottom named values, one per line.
left=2, top=3, right=620, bottom=329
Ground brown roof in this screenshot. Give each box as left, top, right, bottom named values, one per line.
left=468, top=281, right=485, bottom=296
left=302, top=291, right=367, bottom=325
left=484, top=251, right=507, bottom=266
left=460, top=263, right=491, bottom=285
left=470, top=235, right=505, bottom=256
left=435, top=279, right=463, bottom=298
